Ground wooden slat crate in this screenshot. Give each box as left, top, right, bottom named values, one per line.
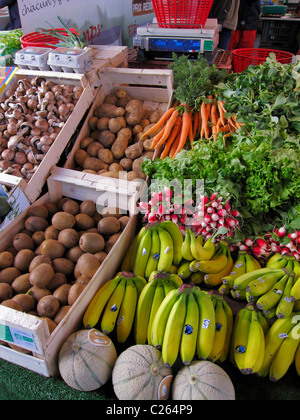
left=0, top=166, right=138, bottom=377
left=0, top=69, right=95, bottom=204
left=64, top=67, right=174, bottom=189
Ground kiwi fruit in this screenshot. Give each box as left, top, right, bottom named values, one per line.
left=68, top=283, right=86, bottom=305
left=0, top=251, right=14, bottom=269
left=53, top=283, right=72, bottom=306
left=29, top=263, right=55, bottom=288
left=37, top=295, right=60, bottom=319
left=13, top=249, right=36, bottom=272
left=11, top=273, right=31, bottom=294
left=79, top=232, right=105, bottom=254
left=28, top=205, right=49, bottom=219
left=25, top=216, right=49, bottom=232
left=1, top=299, right=22, bottom=311
left=12, top=293, right=35, bottom=312
left=119, top=215, right=130, bottom=230
left=0, top=283, right=13, bottom=303
left=80, top=200, right=96, bottom=216
left=43, top=202, right=59, bottom=216
left=0, top=267, right=22, bottom=284
left=62, top=199, right=79, bottom=215
left=65, top=246, right=84, bottom=263
left=40, top=239, right=65, bottom=259
left=47, top=272, right=67, bottom=291
left=57, top=228, right=79, bottom=248
left=40, top=317, right=57, bottom=334
left=44, top=225, right=60, bottom=240
left=76, top=253, right=100, bottom=278
left=75, top=275, right=90, bottom=285
left=29, top=255, right=52, bottom=272
left=94, top=251, right=107, bottom=264
left=53, top=305, right=71, bottom=324
left=31, top=231, right=45, bottom=246
left=98, top=216, right=120, bottom=236
left=52, top=258, right=74, bottom=276
left=28, top=286, right=52, bottom=302
left=52, top=212, right=75, bottom=231
left=13, top=233, right=34, bottom=251
left=75, top=213, right=95, bottom=230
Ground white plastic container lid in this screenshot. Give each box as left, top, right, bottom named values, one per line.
left=48, top=47, right=93, bottom=72
left=14, top=47, right=52, bottom=68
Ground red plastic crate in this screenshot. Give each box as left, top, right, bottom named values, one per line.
left=152, top=0, right=214, bottom=29
left=21, top=28, right=79, bottom=49
left=232, top=48, right=294, bottom=73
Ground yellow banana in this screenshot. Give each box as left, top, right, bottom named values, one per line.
left=295, top=341, right=300, bottom=376
left=257, top=316, right=296, bottom=377
left=231, top=306, right=252, bottom=371
left=190, top=233, right=215, bottom=261
left=160, top=220, right=183, bottom=266
left=133, top=228, right=152, bottom=278
left=262, top=306, right=277, bottom=320
left=219, top=299, right=234, bottom=363
left=204, top=247, right=233, bottom=287
left=169, top=273, right=183, bottom=288
left=266, top=254, right=289, bottom=269
left=191, top=271, right=205, bottom=285
left=134, top=278, right=157, bottom=344
left=180, top=292, right=199, bottom=366
left=222, top=251, right=247, bottom=289
left=276, top=276, right=295, bottom=319
left=144, top=228, right=160, bottom=279
left=150, top=288, right=179, bottom=349
left=181, top=228, right=194, bottom=261
left=194, top=288, right=216, bottom=360
left=162, top=292, right=187, bottom=367
left=249, top=254, right=262, bottom=269
left=101, top=278, right=126, bottom=335
left=245, top=252, right=261, bottom=270
left=129, top=226, right=146, bottom=271
left=197, top=242, right=229, bottom=274
left=157, top=226, right=174, bottom=272
left=291, top=276, right=300, bottom=301
left=292, top=258, right=300, bottom=281
left=233, top=267, right=283, bottom=292
left=83, top=275, right=123, bottom=328
left=147, top=280, right=166, bottom=344
left=269, top=321, right=300, bottom=382
left=116, top=278, right=138, bottom=343
left=256, top=274, right=289, bottom=311
left=229, top=306, right=244, bottom=365
left=246, top=269, right=287, bottom=298
left=177, top=259, right=192, bottom=280
left=208, top=299, right=228, bottom=363
left=131, top=274, right=147, bottom=296
left=241, top=309, right=265, bottom=375
left=257, top=310, right=270, bottom=336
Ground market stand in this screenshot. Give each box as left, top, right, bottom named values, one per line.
left=0, top=0, right=299, bottom=402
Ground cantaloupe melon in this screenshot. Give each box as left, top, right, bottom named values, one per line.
left=172, top=361, right=235, bottom=400
left=58, top=328, right=117, bottom=392
left=112, top=345, right=173, bottom=400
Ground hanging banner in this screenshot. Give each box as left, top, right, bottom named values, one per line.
left=17, top=0, right=155, bottom=46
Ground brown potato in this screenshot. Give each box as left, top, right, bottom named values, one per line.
left=94, top=103, right=125, bottom=119
left=87, top=142, right=104, bottom=157
left=125, top=99, right=144, bottom=126
left=80, top=136, right=94, bottom=149
left=74, top=149, right=88, bottom=167
left=97, top=148, right=114, bottom=165
left=98, top=217, right=120, bottom=236
left=96, top=117, right=110, bottom=131
left=119, top=157, right=133, bottom=171
left=108, top=117, right=122, bottom=133
left=132, top=156, right=147, bottom=180
left=125, top=142, right=143, bottom=160
left=88, top=117, right=98, bottom=131
left=98, top=130, right=116, bottom=148
left=83, top=156, right=109, bottom=172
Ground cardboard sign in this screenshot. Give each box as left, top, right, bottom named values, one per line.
left=17, top=0, right=155, bottom=46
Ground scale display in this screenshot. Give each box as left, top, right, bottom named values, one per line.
left=148, top=37, right=201, bottom=53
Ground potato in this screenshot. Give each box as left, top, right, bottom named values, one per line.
left=111, top=134, right=128, bottom=159
left=80, top=136, right=94, bottom=149
left=125, top=142, right=143, bottom=160
left=142, top=138, right=153, bottom=151
left=96, top=117, right=110, bottom=131
left=125, top=171, right=139, bottom=181
left=116, top=89, right=127, bottom=99
left=149, top=110, right=161, bottom=124
left=125, top=99, right=144, bottom=126
left=116, top=116, right=126, bottom=129
left=87, top=142, right=104, bottom=157
left=132, top=156, right=147, bottom=180
left=119, top=157, right=133, bottom=171
left=74, top=149, right=88, bottom=167
left=103, top=93, right=117, bottom=105
left=98, top=217, right=120, bottom=236
left=108, top=118, right=122, bottom=133
left=117, top=95, right=132, bottom=108
left=100, top=171, right=119, bottom=179
left=98, top=130, right=116, bottom=148
left=83, top=156, right=109, bottom=172
left=98, top=148, right=114, bottom=165
left=88, top=117, right=98, bottom=131
left=94, top=103, right=125, bottom=119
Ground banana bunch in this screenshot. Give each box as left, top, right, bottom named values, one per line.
left=134, top=271, right=183, bottom=345
left=222, top=252, right=261, bottom=300
left=257, top=314, right=300, bottom=382
left=83, top=271, right=147, bottom=343
left=207, top=292, right=234, bottom=363
left=121, top=221, right=183, bottom=279
left=181, top=228, right=215, bottom=262
left=230, top=303, right=269, bottom=375
left=150, top=283, right=216, bottom=367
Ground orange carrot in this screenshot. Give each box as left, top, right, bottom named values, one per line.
left=211, top=103, right=219, bottom=141
left=197, top=109, right=202, bottom=135
left=140, top=107, right=175, bottom=140
left=200, top=102, right=210, bottom=139
left=193, top=111, right=199, bottom=138
left=150, top=126, right=166, bottom=149
left=154, top=109, right=179, bottom=149
left=219, top=123, right=230, bottom=132
left=173, top=111, right=191, bottom=157
left=217, top=101, right=226, bottom=126
left=169, top=128, right=182, bottom=158
left=160, top=116, right=182, bottom=159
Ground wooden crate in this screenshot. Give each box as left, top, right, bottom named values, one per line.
left=0, top=69, right=95, bottom=204
left=64, top=66, right=173, bottom=188
left=0, top=166, right=138, bottom=377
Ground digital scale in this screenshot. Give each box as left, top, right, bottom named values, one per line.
left=133, top=18, right=220, bottom=64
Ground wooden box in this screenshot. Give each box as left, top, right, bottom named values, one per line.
left=64, top=67, right=173, bottom=189
left=0, top=69, right=95, bottom=204
left=0, top=166, right=138, bottom=377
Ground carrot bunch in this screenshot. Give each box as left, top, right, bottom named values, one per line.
left=141, top=98, right=243, bottom=160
